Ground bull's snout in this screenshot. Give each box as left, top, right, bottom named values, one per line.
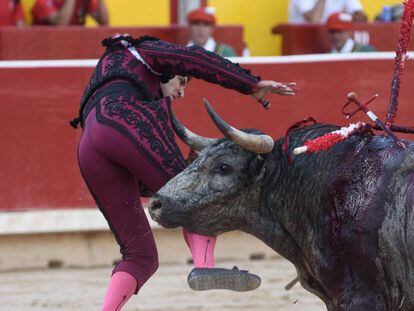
left=149, top=198, right=162, bottom=212
left=148, top=195, right=181, bottom=229
left=148, top=196, right=163, bottom=220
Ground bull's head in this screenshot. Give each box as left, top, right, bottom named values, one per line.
left=148, top=99, right=275, bottom=236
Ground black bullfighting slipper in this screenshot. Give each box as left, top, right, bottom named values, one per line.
left=187, top=266, right=261, bottom=291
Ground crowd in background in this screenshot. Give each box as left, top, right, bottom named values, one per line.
left=0, top=0, right=108, bottom=26
left=289, top=0, right=404, bottom=23
left=289, top=0, right=404, bottom=54
left=0, top=0, right=407, bottom=56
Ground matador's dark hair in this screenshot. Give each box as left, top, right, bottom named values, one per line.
left=102, top=35, right=175, bottom=83
left=102, top=35, right=194, bottom=84
left=101, top=35, right=160, bottom=48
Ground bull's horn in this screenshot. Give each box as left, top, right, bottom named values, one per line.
left=203, top=98, right=274, bottom=154
left=170, top=109, right=218, bottom=151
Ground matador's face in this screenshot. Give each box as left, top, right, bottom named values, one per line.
left=160, top=76, right=189, bottom=101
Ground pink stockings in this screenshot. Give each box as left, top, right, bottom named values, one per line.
left=101, top=230, right=217, bottom=310
left=102, top=272, right=137, bottom=311
left=183, top=228, right=217, bottom=268
left=81, top=107, right=218, bottom=310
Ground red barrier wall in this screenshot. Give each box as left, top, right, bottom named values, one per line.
left=0, top=26, right=244, bottom=60
left=1, top=57, right=413, bottom=211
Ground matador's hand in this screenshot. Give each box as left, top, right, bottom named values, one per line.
left=252, top=81, right=297, bottom=109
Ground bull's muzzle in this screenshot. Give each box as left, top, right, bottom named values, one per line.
left=148, top=196, right=181, bottom=229
left=148, top=197, right=162, bottom=221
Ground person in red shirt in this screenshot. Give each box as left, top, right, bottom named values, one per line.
left=31, top=0, right=109, bottom=25
left=0, top=0, right=26, bottom=26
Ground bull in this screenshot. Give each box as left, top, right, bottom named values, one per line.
left=149, top=99, right=414, bottom=311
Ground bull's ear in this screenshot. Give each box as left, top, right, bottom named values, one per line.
left=248, top=155, right=267, bottom=181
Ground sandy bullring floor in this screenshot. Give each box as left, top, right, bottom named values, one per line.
left=0, top=257, right=325, bottom=311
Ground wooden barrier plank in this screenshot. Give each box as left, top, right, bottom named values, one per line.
left=0, top=25, right=244, bottom=60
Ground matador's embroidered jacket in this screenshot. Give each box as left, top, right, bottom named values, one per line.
left=73, top=36, right=261, bottom=180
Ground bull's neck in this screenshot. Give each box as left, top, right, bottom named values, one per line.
left=241, top=143, right=335, bottom=305
left=245, top=137, right=335, bottom=257
left=241, top=148, right=323, bottom=266
left=243, top=207, right=305, bottom=266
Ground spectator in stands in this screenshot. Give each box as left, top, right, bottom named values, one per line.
left=375, top=4, right=404, bottom=22
left=31, top=0, right=109, bottom=25
left=326, top=13, right=375, bottom=53
left=0, top=0, right=25, bottom=26
left=187, top=7, right=237, bottom=57
left=289, top=0, right=367, bottom=24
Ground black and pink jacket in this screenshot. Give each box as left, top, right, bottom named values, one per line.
left=71, top=36, right=260, bottom=180
left=73, top=36, right=260, bottom=128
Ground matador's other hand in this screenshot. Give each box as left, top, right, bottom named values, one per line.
left=252, top=81, right=297, bottom=109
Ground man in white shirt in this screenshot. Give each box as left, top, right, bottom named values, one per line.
left=289, top=0, right=367, bottom=24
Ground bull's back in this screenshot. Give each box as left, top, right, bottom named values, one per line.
left=327, top=134, right=414, bottom=309
left=286, top=125, right=414, bottom=308
left=363, top=136, right=414, bottom=309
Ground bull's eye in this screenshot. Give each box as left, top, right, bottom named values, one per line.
left=215, top=163, right=233, bottom=175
